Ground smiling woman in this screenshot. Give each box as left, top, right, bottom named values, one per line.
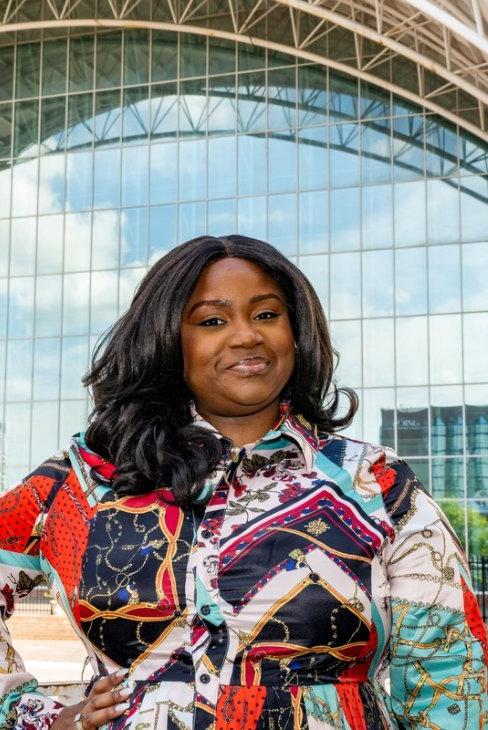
left=0, top=235, right=486, bottom=730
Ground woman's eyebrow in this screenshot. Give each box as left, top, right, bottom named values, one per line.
left=188, top=292, right=283, bottom=316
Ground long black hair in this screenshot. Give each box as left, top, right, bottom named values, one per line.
left=82, top=235, right=358, bottom=505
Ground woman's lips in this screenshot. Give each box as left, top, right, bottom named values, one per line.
left=227, top=357, right=270, bottom=375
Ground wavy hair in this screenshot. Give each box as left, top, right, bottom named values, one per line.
left=82, top=235, right=358, bottom=505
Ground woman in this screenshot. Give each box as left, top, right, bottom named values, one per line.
left=0, top=235, right=486, bottom=730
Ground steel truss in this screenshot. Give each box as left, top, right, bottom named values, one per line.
left=1, top=0, right=487, bottom=143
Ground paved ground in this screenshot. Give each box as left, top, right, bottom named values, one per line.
left=13, top=638, right=92, bottom=685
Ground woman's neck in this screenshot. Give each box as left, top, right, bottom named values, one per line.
left=196, top=400, right=281, bottom=448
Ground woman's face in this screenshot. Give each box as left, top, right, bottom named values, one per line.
left=180, top=257, right=295, bottom=418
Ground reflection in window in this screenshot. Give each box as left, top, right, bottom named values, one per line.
left=0, top=103, right=12, bottom=159
left=363, top=388, right=395, bottom=445
left=298, top=126, right=327, bottom=191
left=330, top=319, right=361, bottom=387
left=0, top=46, right=14, bottom=102
left=31, top=401, right=59, bottom=464
left=123, top=30, right=149, bottom=86
left=122, top=145, right=149, bottom=207
left=178, top=200, right=205, bottom=242
left=432, top=458, right=464, bottom=498
left=66, top=151, right=93, bottom=211
left=179, top=79, right=206, bottom=138
left=208, top=76, right=236, bottom=135
left=63, top=273, right=90, bottom=335
left=394, top=180, right=426, bottom=247
left=65, top=212, right=91, bottom=272
left=60, top=399, right=88, bottom=447
left=96, top=32, right=122, bottom=89
left=329, top=73, right=358, bottom=122
left=362, top=250, right=393, bottom=317
left=12, top=160, right=38, bottom=217
left=93, top=148, right=121, bottom=209
left=0, top=166, right=11, bottom=218
left=180, top=34, right=206, bottom=79
left=90, top=270, right=119, bottom=334
left=209, top=137, right=236, bottom=199
left=330, top=187, right=359, bottom=251
left=0, top=220, right=8, bottom=276
left=267, top=67, right=297, bottom=131
left=330, top=252, right=360, bottom=319
left=14, top=100, right=39, bottom=158
left=460, top=175, right=488, bottom=242
left=361, top=120, right=391, bottom=184
left=35, top=275, right=62, bottom=337
left=237, top=135, right=266, bottom=196
left=429, top=314, right=462, bottom=384
left=6, top=339, right=32, bottom=400
left=362, top=184, right=393, bottom=249
left=92, top=210, right=120, bottom=269
left=395, top=405, right=429, bottom=456
left=362, top=319, right=394, bottom=387
left=4, top=402, right=30, bottom=469
left=237, top=196, right=267, bottom=241
left=16, top=44, right=40, bottom=99
left=149, top=204, right=177, bottom=263
left=268, top=193, right=297, bottom=256
left=208, top=198, right=236, bottom=236
left=10, top=217, right=36, bottom=276
left=42, top=40, right=67, bottom=96
left=61, top=336, right=89, bottom=399
left=463, top=313, right=488, bottom=383
left=466, top=502, right=488, bottom=556
left=179, top=139, right=206, bottom=202
left=428, top=245, right=461, bottom=313
left=460, top=133, right=488, bottom=176
left=330, top=123, right=359, bottom=187
left=39, top=154, right=65, bottom=214
left=69, top=37, right=94, bottom=93
left=360, top=82, right=390, bottom=119
left=150, top=142, right=177, bottom=204
left=298, top=191, right=328, bottom=254
left=395, top=247, right=427, bottom=315
left=237, top=71, right=266, bottom=133
left=462, top=242, right=488, bottom=312
left=95, top=89, right=122, bottom=146
left=268, top=133, right=296, bottom=193
left=41, top=96, right=66, bottom=153
left=297, top=66, right=327, bottom=127
left=393, top=116, right=424, bottom=181
left=121, top=208, right=148, bottom=267
left=425, top=120, right=458, bottom=178
left=150, top=83, right=178, bottom=139
left=298, top=254, right=328, bottom=313
left=467, top=458, right=488, bottom=499
left=33, top=338, right=61, bottom=401
left=208, top=38, right=235, bottom=77
left=123, top=86, right=149, bottom=143
left=396, top=317, right=428, bottom=385
left=408, top=459, right=430, bottom=493
left=427, top=178, right=459, bottom=244
left=67, top=93, right=93, bottom=149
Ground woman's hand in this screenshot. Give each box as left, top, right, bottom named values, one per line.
left=50, top=669, right=131, bottom=728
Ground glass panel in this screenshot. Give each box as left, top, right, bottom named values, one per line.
left=31, top=401, right=59, bottom=465
left=267, top=67, right=297, bottom=130
left=396, top=316, right=428, bottom=385
left=92, top=210, right=120, bottom=270
left=329, top=72, right=358, bottom=122
left=207, top=76, right=236, bottom=136
left=66, top=151, right=93, bottom=211
left=66, top=93, right=93, bottom=149
left=61, top=336, right=89, bottom=399
left=149, top=204, right=177, bottom=263
left=330, top=319, right=361, bottom=387
left=0, top=220, right=9, bottom=276
left=35, top=274, right=62, bottom=337
left=6, top=338, right=32, bottom=400
left=121, top=145, right=149, bottom=207
left=208, top=137, right=236, bottom=199
left=238, top=43, right=266, bottom=72
left=298, top=126, right=327, bottom=190
left=460, top=175, right=488, bottom=242
left=467, top=459, right=488, bottom=499
left=0, top=103, right=12, bottom=159
left=0, top=166, right=11, bottom=218
left=425, top=120, right=458, bottom=178
left=330, top=187, right=360, bottom=251
left=237, top=134, right=266, bottom=196
left=460, top=133, right=488, bottom=176
left=38, top=154, right=65, bottom=214
left=237, top=71, right=266, bottom=133
left=297, top=66, right=327, bottom=127
left=330, top=252, right=360, bottom=319
left=394, top=180, right=426, bottom=247
left=361, top=120, right=391, bottom=184
left=427, top=178, right=460, bottom=244
left=37, top=215, right=63, bottom=274
left=429, top=314, right=462, bottom=384
left=462, top=242, right=488, bottom=312
left=63, top=272, right=90, bottom=335
left=178, top=200, right=205, bottom=242
left=41, top=96, right=66, bottom=154
left=268, top=132, right=296, bottom=194
left=96, top=31, right=122, bottom=89
left=11, top=159, right=38, bottom=217
left=93, top=148, right=121, bottom=209
left=360, top=82, right=390, bottom=119
left=0, top=47, right=14, bottom=102
left=0, top=278, right=8, bottom=337
left=94, top=89, right=122, bottom=146
left=237, top=196, right=267, bottom=241
left=362, top=184, right=393, bottom=249
left=466, top=502, right=488, bottom=557
left=409, top=458, right=430, bottom=493
left=150, top=142, right=177, bottom=203
left=208, top=198, right=236, bottom=237
left=298, top=191, right=328, bottom=254
left=432, top=459, right=464, bottom=498
left=121, top=207, right=148, bottom=267
left=150, top=82, right=178, bottom=140
left=8, top=276, right=34, bottom=337
left=69, top=36, right=94, bottom=93
left=16, top=43, right=40, bottom=99
left=179, top=139, right=206, bottom=201
left=466, top=388, right=488, bottom=456
left=65, top=212, right=91, bottom=272
left=152, top=30, right=178, bottom=83
left=209, top=37, right=235, bottom=76
left=180, top=34, right=206, bottom=79
left=395, top=247, right=427, bottom=315
left=14, top=99, right=39, bottom=158
left=123, top=86, right=149, bottom=143
left=4, top=403, right=30, bottom=468
left=33, top=338, right=61, bottom=401
left=396, top=387, right=429, bottom=456
left=59, top=399, right=88, bottom=445
left=268, top=193, right=297, bottom=256
left=123, top=30, right=149, bottom=86
left=431, top=396, right=463, bottom=459
left=10, top=217, right=36, bottom=276
left=90, top=270, right=119, bottom=334
left=330, top=124, right=359, bottom=187
left=364, top=388, right=395, bottom=446
left=463, top=313, right=488, bottom=383
left=298, top=254, right=328, bottom=313
left=362, top=318, right=394, bottom=387
left=179, top=78, right=207, bottom=137
left=42, top=40, right=67, bottom=96
left=393, top=116, right=424, bottom=181
left=428, top=245, right=461, bottom=313
left=362, top=250, right=393, bottom=316
left=119, top=267, right=145, bottom=313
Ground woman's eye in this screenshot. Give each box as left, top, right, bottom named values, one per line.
left=255, top=311, right=279, bottom=320
left=198, top=317, right=226, bottom=327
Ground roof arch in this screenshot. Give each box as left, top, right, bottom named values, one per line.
left=1, top=0, right=487, bottom=143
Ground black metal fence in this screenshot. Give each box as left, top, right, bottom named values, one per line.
left=468, top=556, right=487, bottom=623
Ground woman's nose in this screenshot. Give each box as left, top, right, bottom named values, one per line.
left=227, top=321, right=265, bottom=348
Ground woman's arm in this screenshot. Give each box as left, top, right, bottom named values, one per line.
left=376, top=449, right=488, bottom=728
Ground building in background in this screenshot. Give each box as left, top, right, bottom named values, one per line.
left=0, top=0, right=487, bottom=555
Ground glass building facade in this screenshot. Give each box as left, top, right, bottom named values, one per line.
left=0, top=28, right=487, bottom=554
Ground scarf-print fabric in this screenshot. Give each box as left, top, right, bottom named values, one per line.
left=0, top=404, right=486, bottom=729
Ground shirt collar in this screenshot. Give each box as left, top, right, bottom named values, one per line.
left=191, top=400, right=319, bottom=473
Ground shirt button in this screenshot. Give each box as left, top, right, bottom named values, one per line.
left=200, top=673, right=211, bottom=684
left=201, top=529, right=212, bottom=539
left=309, top=572, right=321, bottom=583
left=201, top=604, right=211, bottom=616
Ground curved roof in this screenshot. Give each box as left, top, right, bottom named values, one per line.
left=2, top=0, right=488, bottom=142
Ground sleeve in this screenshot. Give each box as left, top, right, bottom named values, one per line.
left=374, top=447, right=488, bottom=728
left=0, top=473, right=64, bottom=729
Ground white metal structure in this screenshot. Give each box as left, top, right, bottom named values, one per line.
left=1, top=0, right=488, bottom=142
